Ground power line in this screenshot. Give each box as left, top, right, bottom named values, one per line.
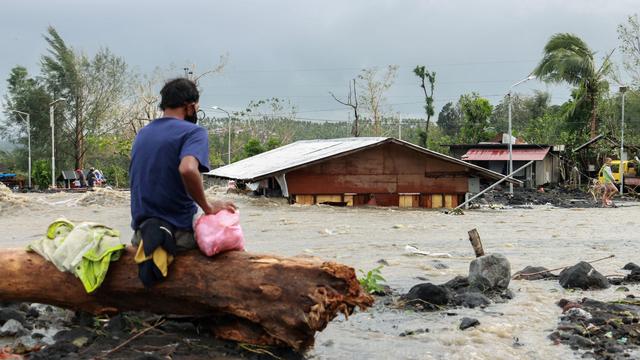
left=220, top=59, right=539, bottom=74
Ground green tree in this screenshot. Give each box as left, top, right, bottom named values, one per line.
left=532, top=33, right=612, bottom=138
left=413, top=65, right=436, bottom=147
left=459, top=93, right=494, bottom=144
left=265, top=138, right=282, bottom=150
left=32, top=159, right=51, bottom=189
left=41, top=26, right=130, bottom=169
left=243, top=138, right=265, bottom=158
left=1, top=67, right=53, bottom=173
left=437, top=101, right=462, bottom=137
left=491, top=90, right=551, bottom=134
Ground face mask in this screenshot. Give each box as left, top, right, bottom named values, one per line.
left=185, top=104, right=198, bottom=124
left=185, top=111, right=198, bottom=124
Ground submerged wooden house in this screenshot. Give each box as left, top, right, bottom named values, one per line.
left=206, top=137, right=520, bottom=208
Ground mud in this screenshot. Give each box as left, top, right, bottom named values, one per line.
left=479, top=186, right=604, bottom=208
left=0, top=303, right=300, bottom=360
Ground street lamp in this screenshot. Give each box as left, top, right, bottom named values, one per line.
left=507, top=75, right=536, bottom=195
left=211, top=106, right=232, bottom=165
left=9, top=110, right=31, bottom=189
left=620, top=86, right=628, bottom=195
left=49, top=98, right=66, bottom=188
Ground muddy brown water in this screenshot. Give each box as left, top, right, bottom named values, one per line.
left=1, top=191, right=640, bottom=359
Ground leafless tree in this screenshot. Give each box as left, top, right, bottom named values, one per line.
left=357, top=65, right=398, bottom=136
left=330, top=79, right=360, bottom=137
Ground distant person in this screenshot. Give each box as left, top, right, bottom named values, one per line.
left=75, top=169, right=87, bottom=188
left=94, top=169, right=105, bottom=186
left=87, top=167, right=96, bottom=189
left=601, top=157, right=617, bottom=207
left=130, top=77, right=236, bottom=252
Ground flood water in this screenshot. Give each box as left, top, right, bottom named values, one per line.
left=2, top=190, right=640, bottom=359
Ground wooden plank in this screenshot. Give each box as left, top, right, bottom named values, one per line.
left=424, top=194, right=432, bottom=208
left=412, top=195, right=420, bottom=208
left=444, top=194, right=454, bottom=208
left=396, top=175, right=468, bottom=193
left=295, top=195, right=314, bottom=205
left=431, top=194, right=443, bottom=208
left=371, top=193, right=399, bottom=207
left=344, top=195, right=354, bottom=206
left=315, top=195, right=342, bottom=204
left=287, top=174, right=398, bottom=194
left=399, top=195, right=410, bottom=208
left=450, top=194, right=459, bottom=208
left=353, top=194, right=368, bottom=206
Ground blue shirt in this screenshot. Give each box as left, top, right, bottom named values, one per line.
left=130, top=117, right=210, bottom=230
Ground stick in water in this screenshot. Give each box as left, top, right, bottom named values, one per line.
left=468, top=228, right=485, bottom=258
left=100, top=318, right=166, bottom=358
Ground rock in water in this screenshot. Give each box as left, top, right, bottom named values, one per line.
left=622, top=262, right=640, bottom=271
left=558, top=262, right=610, bottom=290
left=452, top=292, right=491, bottom=308
left=513, top=266, right=558, bottom=280
left=0, top=319, right=26, bottom=336
left=441, top=276, right=469, bottom=292
left=459, top=317, right=480, bottom=330
left=403, top=283, right=451, bottom=308
left=0, top=308, right=26, bottom=326
left=468, top=253, right=511, bottom=292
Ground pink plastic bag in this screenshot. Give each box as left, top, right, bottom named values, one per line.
left=195, top=210, right=245, bottom=256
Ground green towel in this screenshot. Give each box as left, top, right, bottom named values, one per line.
left=28, top=218, right=125, bottom=293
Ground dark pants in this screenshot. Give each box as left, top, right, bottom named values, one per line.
left=131, top=229, right=197, bottom=252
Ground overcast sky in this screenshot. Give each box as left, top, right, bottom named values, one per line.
left=0, top=0, right=637, bottom=125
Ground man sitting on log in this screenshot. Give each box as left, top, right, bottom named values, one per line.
left=129, top=78, right=236, bottom=268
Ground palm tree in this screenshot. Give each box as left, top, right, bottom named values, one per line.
left=532, top=33, right=612, bottom=138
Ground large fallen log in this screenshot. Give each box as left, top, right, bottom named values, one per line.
left=0, top=248, right=373, bottom=351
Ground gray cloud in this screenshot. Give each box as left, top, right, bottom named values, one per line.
left=0, top=0, right=635, bottom=122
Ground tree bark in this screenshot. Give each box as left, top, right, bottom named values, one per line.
left=0, top=248, right=373, bottom=352
left=468, top=228, right=485, bottom=258
left=590, top=94, right=598, bottom=139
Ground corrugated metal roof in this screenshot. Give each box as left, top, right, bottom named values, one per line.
left=462, top=147, right=550, bottom=161
left=208, top=137, right=388, bottom=180
left=206, top=137, right=522, bottom=185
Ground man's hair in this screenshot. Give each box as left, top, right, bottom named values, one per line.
left=605, top=157, right=612, bottom=162
left=159, top=78, right=199, bottom=110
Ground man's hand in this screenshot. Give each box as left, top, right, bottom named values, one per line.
left=205, top=200, right=237, bottom=215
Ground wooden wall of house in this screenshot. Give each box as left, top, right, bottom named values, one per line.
left=286, top=142, right=470, bottom=207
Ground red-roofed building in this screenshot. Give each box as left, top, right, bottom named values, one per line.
left=447, top=134, right=565, bottom=188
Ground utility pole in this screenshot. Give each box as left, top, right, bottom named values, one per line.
left=49, top=98, right=66, bottom=189
left=211, top=106, right=232, bottom=164
left=620, top=86, right=628, bottom=195
left=9, top=110, right=31, bottom=188
left=507, top=75, right=536, bottom=195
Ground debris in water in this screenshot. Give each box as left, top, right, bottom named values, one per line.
left=404, top=245, right=452, bottom=258
left=550, top=298, right=640, bottom=358
left=74, top=188, right=130, bottom=207
left=0, top=183, right=33, bottom=212
left=459, top=317, right=480, bottom=330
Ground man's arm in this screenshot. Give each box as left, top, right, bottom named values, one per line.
left=179, top=156, right=236, bottom=215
